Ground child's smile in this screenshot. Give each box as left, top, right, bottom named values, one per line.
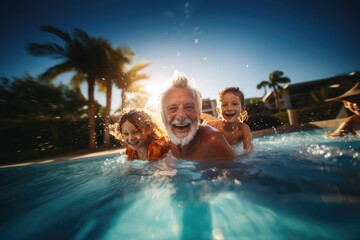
left=219, top=92, right=242, bottom=123
left=121, top=120, right=149, bottom=151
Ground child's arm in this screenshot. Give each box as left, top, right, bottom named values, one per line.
left=241, top=124, right=254, bottom=152
left=200, top=113, right=218, bottom=123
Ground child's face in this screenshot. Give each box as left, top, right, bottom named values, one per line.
left=218, top=92, right=243, bottom=123
left=121, top=120, right=150, bottom=151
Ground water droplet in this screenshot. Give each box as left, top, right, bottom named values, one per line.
left=194, top=38, right=199, bottom=44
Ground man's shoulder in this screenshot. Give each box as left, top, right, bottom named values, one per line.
left=198, top=125, right=227, bottom=142
left=198, top=124, right=235, bottom=159
left=199, top=124, right=221, bottom=133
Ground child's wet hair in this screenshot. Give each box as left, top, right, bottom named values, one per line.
left=110, top=109, right=166, bottom=141
left=217, top=87, right=248, bottom=122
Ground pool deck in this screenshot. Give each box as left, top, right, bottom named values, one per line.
left=0, top=118, right=345, bottom=169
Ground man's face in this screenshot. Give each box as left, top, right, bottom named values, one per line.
left=162, top=87, right=200, bottom=146
left=343, top=96, right=360, bottom=115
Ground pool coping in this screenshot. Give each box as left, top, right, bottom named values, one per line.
left=0, top=118, right=347, bottom=169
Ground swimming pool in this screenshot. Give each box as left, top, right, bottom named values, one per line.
left=0, top=129, right=359, bottom=239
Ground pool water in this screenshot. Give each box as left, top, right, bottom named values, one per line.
left=0, top=129, right=359, bottom=239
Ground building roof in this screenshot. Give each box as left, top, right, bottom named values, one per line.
left=262, top=71, right=360, bottom=101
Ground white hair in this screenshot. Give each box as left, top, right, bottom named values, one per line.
left=158, top=71, right=203, bottom=122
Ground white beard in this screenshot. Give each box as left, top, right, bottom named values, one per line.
left=165, top=118, right=199, bottom=147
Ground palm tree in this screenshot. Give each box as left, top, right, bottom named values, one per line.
left=98, top=46, right=135, bottom=147
left=257, top=70, right=291, bottom=112
left=121, top=82, right=150, bottom=109
left=256, top=81, right=270, bottom=96
left=116, top=61, right=151, bottom=110
left=27, top=26, right=110, bottom=149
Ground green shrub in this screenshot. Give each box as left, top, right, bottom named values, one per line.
left=295, top=102, right=342, bottom=123
left=245, top=115, right=283, bottom=131
left=271, top=102, right=343, bottom=125
left=0, top=118, right=88, bottom=163
left=246, top=101, right=343, bottom=131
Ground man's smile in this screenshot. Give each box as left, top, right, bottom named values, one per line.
left=172, top=122, right=191, bottom=131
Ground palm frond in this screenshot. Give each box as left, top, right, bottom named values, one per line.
left=41, top=25, right=72, bottom=45
left=27, top=43, right=66, bottom=57
left=98, top=79, right=107, bottom=92
left=39, top=62, right=73, bottom=82
left=277, top=77, right=291, bottom=84
left=127, top=83, right=146, bottom=92
left=256, top=81, right=270, bottom=89
left=128, top=61, right=151, bottom=75
left=70, top=72, right=87, bottom=91
left=118, top=45, right=135, bottom=63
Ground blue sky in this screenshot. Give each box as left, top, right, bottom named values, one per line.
left=1, top=0, right=359, bottom=110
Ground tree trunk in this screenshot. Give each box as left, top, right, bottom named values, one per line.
left=88, top=77, right=97, bottom=149
left=274, top=91, right=281, bottom=112
left=103, top=79, right=112, bottom=147
left=120, top=90, right=126, bottom=110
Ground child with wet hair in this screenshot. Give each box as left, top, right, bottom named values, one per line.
left=111, top=109, right=169, bottom=161
left=201, top=87, right=253, bottom=152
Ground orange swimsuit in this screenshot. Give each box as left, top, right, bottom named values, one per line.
left=125, top=137, right=169, bottom=161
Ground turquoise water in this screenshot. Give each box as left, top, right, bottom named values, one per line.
left=0, top=129, right=359, bottom=239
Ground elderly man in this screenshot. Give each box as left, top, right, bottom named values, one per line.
left=159, top=72, right=235, bottom=160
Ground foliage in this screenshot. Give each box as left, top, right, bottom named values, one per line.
left=0, top=75, right=119, bottom=164
left=245, top=115, right=283, bottom=131
left=0, top=118, right=88, bottom=163
left=27, top=26, right=115, bottom=149
left=296, top=102, right=343, bottom=123
left=246, top=100, right=271, bottom=116
left=0, top=75, right=87, bottom=119
left=271, top=102, right=343, bottom=125
left=246, top=101, right=343, bottom=131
